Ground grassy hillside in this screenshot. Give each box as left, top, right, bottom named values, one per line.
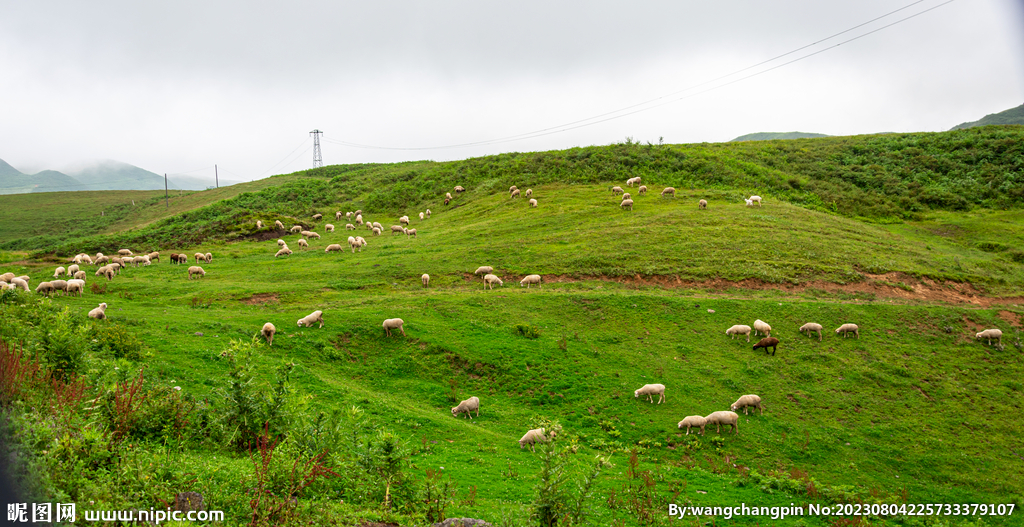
left=730, top=132, right=830, bottom=142
left=950, top=103, right=1024, bottom=131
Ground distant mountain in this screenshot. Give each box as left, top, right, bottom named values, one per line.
left=65, top=160, right=168, bottom=191
left=0, top=159, right=83, bottom=194
left=730, top=132, right=830, bottom=142
left=949, top=103, right=1024, bottom=131
left=29, top=170, right=82, bottom=193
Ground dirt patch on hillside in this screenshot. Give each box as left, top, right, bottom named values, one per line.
left=241, top=293, right=279, bottom=305
left=998, top=310, right=1023, bottom=327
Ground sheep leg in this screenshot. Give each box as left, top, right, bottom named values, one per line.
left=400, top=326, right=406, bottom=337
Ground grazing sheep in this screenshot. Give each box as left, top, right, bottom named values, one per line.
left=425, top=209, right=431, bottom=218
left=194, top=252, right=205, bottom=263
left=382, top=318, right=405, bottom=337
left=753, top=337, right=780, bottom=356
left=135, top=255, right=151, bottom=267
left=300, top=231, right=320, bottom=240
left=744, top=199, right=754, bottom=207
left=275, top=220, right=285, bottom=229
left=312, top=213, right=323, bottom=221
left=0, top=273, right=14, bottom=282
left=483, top=274, right=503, bottom=289
left=95, top=255, right=111, bottom=265
left=354, top=209, right=363, bottom=215
left=50, top=279, right=68, bottom=294
left=66, top=281, right=83, bottom=297
left=88, top=302, right=108, bottom=320
left=373, top=222, right=383, bottom=230
left=621, top=192, right=631, bottom=200
left=346, top=223, right=356, bottom=230
left=529, top=198, right=538, bottom=208
left=372, top=227, right=382, bottom=236
left=355, top=214, right=363, bottom=225
left=120, top=256, right=135, bottom=267
left=118, top=249, right=133, bottom=256
left=451, top=396, right=480, bottom=419
left=10, top=277, right=29, bottom=291
left=80, top=254, right=94, bottom=265
left=276, top=239, right=287, bottom=247
left=677, top=416, right=707, bottom=436
left=626, top=176, right=641, bottom=187
left=753, top=319, right=772, bottom=337
left=297, top=310, right=325, bottom=328
left=204, top=253, right=213, bottom=263
left=348, top=236, right=361, bottom=253
left=620, top=199, right=634, bottom=211
left=391, top=225, right=405, bottom=235
left=188, top=266, right=206, bottom=279
left=291, top=225, right=303, bottom=233
left=297, top=239, right=309, bottom=248
left=400, top=216, right=410, bottom=226
left=704, top=411, right=739, bottom=434
left=835, top=323, right=859, bottom=338
left=355, top=236, right=367, bottom=249
left=976, top=328, right=1003, bottom=346
left=419, top=212, right=425, bottom=220
left=749, top=195, right=762, bottom=206
left=54, top=267, right=66, bottom=278
left=730, top=394, right=763, bottom=415
left=405, top=228, right=417, bottom=237
left=275, top=247, right=293, bottom=257
left=454, top=185, right=465, bottom=193
left=520, top=274, right=542, bottom=288
left=510, top=189, right=520, bottom=199
left=325, top=244, right=343, bottom=252
left=611, top=186, right=624, bottom=195
left=445, top=192, right=453, bottom=200
left=800, top=323, right=823, bottom=341
left=35, top=282, right=55, bottom=295
left=73, top=270, right=86, bottom=280
left=66, top=264, right=80, bottom=276
left=474, top=266, right=493, bottom=275
left=698, top=199, right=707, bottom=209
left=638, top=185, right=647, bottom=195
left=444, top=197, right=451, bottom=206
left=421, top=274, right=429, bottom=287
left=634, top=383, right=666, bottom=404
left=518, top=428, right=554, bottom=451
left=147, top=252, right=160, bottom=263
left=335, top=211, right=343, bottom=220
left=258, top=322, right=276, bottom=346
left=256, top=220, right=264, bottom=229
left=325, top=224, right=334, bottom=232
left=524, top=188, right=533, bottom=198
left=509, top=185, right=518, bottom=194
left=725, top=324, right=752, bottom=342
left=661, top=187, right=676, bottom=197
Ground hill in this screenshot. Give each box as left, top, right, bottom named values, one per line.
left=950, top=103, right=1024, bottom=131
left=730, top=131, right=830, bottom=141
left=64, top=159, right=169, bottom=191
left=0, top=158, right=82, bottom=195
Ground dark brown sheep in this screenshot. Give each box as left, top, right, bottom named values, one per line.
left=753, top=337, right=780, bottom=356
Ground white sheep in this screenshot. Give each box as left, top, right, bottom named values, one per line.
left=0, top=273, right=14, bottom=282
left=483, top=274, right=503, bottom=289
left=421, top=274, right=429, bottom=287
left=454, top=185, right=465, bottom=193
left=390, top=225, right=405, bottom=235
left=976, top=328, right=1002, bottom=346
left=372, top=227, right=382, bottom=236
left=325, top=244, right=343, bottom=252
left=355, top=214, right=363, bottom=225
left=193, top=252, right=205, bottom=263
left=753, top=319, right=772, bottom=337
left=445, top=192, right=453, bottom=200
left=355, top=236, right=367, bottom=249
left=67, top=264, right=80, bottom=275
left=835, top=323, right=859, bottom=338
left=677, top=416, right=707, bottom=435
left=373, top=222, right=383, bottom=230
left=325, top=224, right=334, bottom=232
left=312, top=213, right=323, bottom=221
left=626, top=176, right=641, bottom=187
left=425, top=209, right=431, bottom=218
left=637, top=185, right=647, bottom=195
left=698, top=199, right=707, bottom=210
left=400, top=215, right=410, bottom=226
left=297, top=310, right=325, bottom=328
left=620, top=199, right=634, bottom=211
left=661, top=187, right=675, bottom=197
left=730, top=394, right=763, bottom=415
left=88, top=302, right=108, bottom=320
left=275, top=220, right=285, bottom=229
left=303, top=231, right=321, bottom=240
left=188, top=266, right=206, bottom=279
left=529, top=198, right=538, bottom=208
left=749, top=195, right=762, bottom=206
left=621, top=192, right=631, bottom=200
left=73, top=270, right=86, bottom=280
left=509, top=185, right=518, bottom=194
left=474, top=266, right=493, bottom=275
left=297, top=239, right=309, bottom=248
left=346, top=224, right=356, bottom=230
left=345, top=211, right=352, bottom=219
left=382, top=318, right=405, bottom=337
left=611, top=186, right=624, bottom=195
left=50, top=279, right=68, bottom=294
left=510, top=188, right=520, bottom=199
left=336, top=211, right=343, bottom=220
left=256, top=220, right=264, bottom=229
left=35, top=282, right=55, bottom=295
left=518, top=428, right=554, bottom=451
left=744, top=199, right=754, bottom=207
left=419, top=212, right=425, bottom=220
left=704, top=411, right=739, bottom=434
left=800, top=323, right=823, bottom=341
left=405, top=228, right=416, bottom=237
left=634, top=383, right=666, bottom=404
left=118, top=249, right=133, bottom=256
left=524, top=188, right=533, bottom=198
left=451, top=396, right=480, bottom=419
left=520, top=274, right=541, bottom=288
left=725, top=324, right=752, bottom=342
left=10, top=277, right=29, bottom=291
left=204, top=252, right=213, bottom=263
left=347, top=236, right=359, bottom=252
left=277, top=239, right=287, bottom=247
left=291, top=225, right=303, bottom=233
left=275, top=247, right=293, bottom=257
left=66, top=280, right=84, bottom=297
left=54, top=266, right=66, bottom=278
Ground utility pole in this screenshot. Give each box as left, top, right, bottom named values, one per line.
left=165, top=173, right=169, bottom=208
left=310, top=129, right=323, bottom=169
left=215, top=165, right=219, bottom=188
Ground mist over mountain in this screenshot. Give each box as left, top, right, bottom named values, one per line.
left=0, top=157, right=246, bottom=194
left=730, top=131, right=831, bottom=142
left=949, top=103, right=1024, bottom=130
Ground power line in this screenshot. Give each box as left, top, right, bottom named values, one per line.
left=257, top=137, right=313, bottom=178
left=322, top=0, right=955, bottom=152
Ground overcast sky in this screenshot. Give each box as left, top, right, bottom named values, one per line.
left=1, top=0, right=1022, bottom=183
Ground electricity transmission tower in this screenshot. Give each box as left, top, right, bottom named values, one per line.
left=310, top=129, right=323, bottom=168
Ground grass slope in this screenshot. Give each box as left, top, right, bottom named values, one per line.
left=730, top=132, right=830, bottom=142
left=950, top=103, right=1024, bottom=130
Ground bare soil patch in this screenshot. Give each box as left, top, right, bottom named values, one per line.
left=241, top=292, right=279, bottom=305
left=997, top=310, right=1023, bottom=328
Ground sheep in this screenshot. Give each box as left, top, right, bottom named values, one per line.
left=483, top=274, right=503, bottom=289
left=520, top=274, right=542, bottom=288
left=188, top=266, right=206, bottom=279
left=730, top=394, right=763, bottom=415
left=524, top=188, right=533, bottom=198
left=50, top=280, right=68, bottom=294
left=325, top=224, right=334, bottom=232
left=620, top=199, right=634, bottom=211
left=611, top=186, right=624, bottom=195
left=102, top=266, right=115, bottom=281
left=634, top=383, right=666, bottom=404
left=355, top=214, right=363, bottom=225
left=405, top=228, right=417, bottom=238
left=621, top=192, right=631, bottom=200
left=698, top=199, right=707, bottom=210
left=753, top=337, right=780, bottom=356
left=661, top=187, right=676, bottom=197
left=297, top=239, right=309, bottom=248
left=88, top=302, right=108, bottom=320
left=297, top=310, right=325, bottom=328
left=275, top=247, right=293, bottom=257
left=277, top=239, right=287, bottom=247
left=382, top=318, right=405, bottom=337
left=749, top=195, right=762, bottom=206
left=419, top=212, right=425, bottom=220
left=372, top=227, right=382, bottom=236
left=256, top=220, right=264, bottom=229
left=725, top=324, right=752, bottom=342
left=425, top=209, right=431, bottom=218
left=348, top=236, right=361, bottom=253
left=355, top=236, right=367, bottom=249
left=637, top=185, right=647, bottom=195
left=147, top=252, right=160, bottom=263
left=10, top=277, right=29, bottom=291
left=66, top=280, right=84, bottom=297
left=121, top=256, right=135, bottom=267
left=835, top=323, right=859, bottom=338
left=354, top=209, right=363, bottom=216
left=444, top=197, right=451, bottom=206
left=474, top=266, right=493, bottom=275
left=194, top=252, right=205, bottom=263
left=204, top=253, right=213, bottom=263
left=509, top=185, right=518, bottom=194
left=135, top=255, right=151, bottom=267
left=65, top=264, right=80, bottom=276
left=518, top=428, right=554, bottom=451
left=73, top=270, right=86, bottom=280
left=312, top=213, right=323, bottom=221
left=445, top=192, right=453, bottom=200
left=800, top=323, right=823, bottom=341
left=529, top=198, right=538, bottom=208
left=753, top=319, right=772, bottom=337
left=54, top=266, right=66, bottom=278
left=451, top=396, right=480, bottom=419
left=704, top=411, right=739, bottom=434
left=95, top=255, right=110, bottom=265
left=335, top=211, right=343, bottom=220
left=0, top=272, right=14, bottom=282
left=367, top=222, right=374, bottom=231
left=510, top=189, right=520, bottom=199
left=118, top=249, right=133, bottom=256
left=275, top=220, right=285, bottom=229
left=454, top=185, right=465, bottom=193
left=35, top=282, right=55, bottom=295
left=677, top=416, right=707, bottom=435
left=421, top=274, right=429, bottom=287
left=390, top=225, right=405, bottom=235
left=976, top=328, right=1003, bottom=346
left=326, top=244, right=343, bottom=252
left=80, top=254, right=94, bottom=265
left=176, top=254, right=189, bottom=264
left=744, top=199, right=754, bottom=207
left=373, top=222, right=383, bottom=230
left=400, top=216, right=410, bottom=226
left=300, top=230, right=320, bottom=240
left=346, top=224, right=356, bottom=230
left=626, top=176, right=641, bottom=187
left=290, top=225, right=303, bottom=233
